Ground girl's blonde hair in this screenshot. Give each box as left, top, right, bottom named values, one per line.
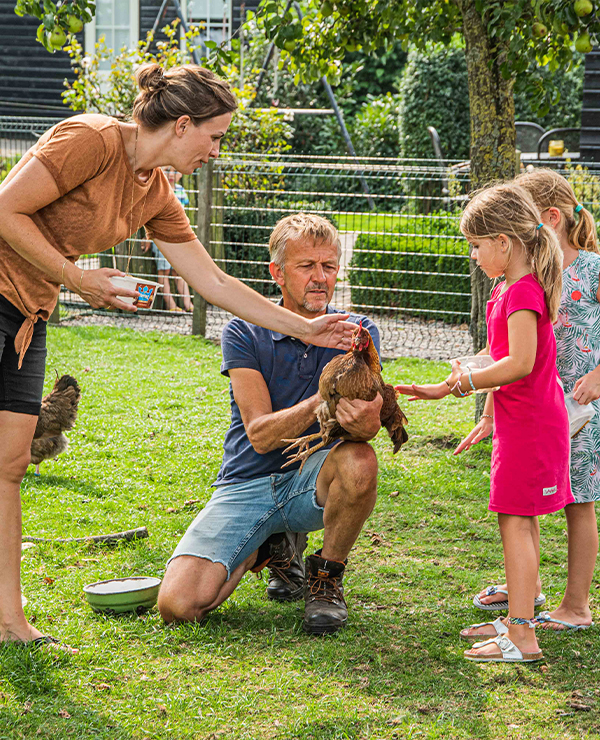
left=460, top=182, right=563, bottom=322
left=515, top=168, right=598, bottom=254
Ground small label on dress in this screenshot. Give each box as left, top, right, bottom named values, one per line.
left=543, top=485, right=557, bottom=496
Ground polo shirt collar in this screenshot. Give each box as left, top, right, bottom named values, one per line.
left=270, top=299, right=335, bottom=342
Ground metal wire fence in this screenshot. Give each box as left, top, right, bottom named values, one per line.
left=5, top=116, right=599, bottom=360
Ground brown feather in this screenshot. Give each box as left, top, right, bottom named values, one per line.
left=283, top=326, right=408, bottom=469
left=33, top=374, right=81, bottom=440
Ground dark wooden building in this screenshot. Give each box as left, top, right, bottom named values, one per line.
left=0, top=0, right=258, bottom=118
left=580, top=49, right=600, bottom=162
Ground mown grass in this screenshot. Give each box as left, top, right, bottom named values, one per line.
left=2, top=325, right=599, bottom=740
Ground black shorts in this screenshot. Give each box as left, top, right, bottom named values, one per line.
left=0, top=293, right=47, bottom=416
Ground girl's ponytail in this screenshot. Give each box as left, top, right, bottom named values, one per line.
left=534, top=223, right=563, bottom=323
left=571, top=206, right=599, bottom=253
left=516, top=168, right=599, bottom=254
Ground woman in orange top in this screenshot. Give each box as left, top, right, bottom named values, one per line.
left=0, top=64, right=353, bottom=648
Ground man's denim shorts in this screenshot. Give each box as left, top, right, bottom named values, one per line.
left=167, top=448, right=331, bottom=579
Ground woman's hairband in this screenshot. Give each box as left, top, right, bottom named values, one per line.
left=536, top=222, right=543, bottom=230
left=575, top=204, right=583, bottom=213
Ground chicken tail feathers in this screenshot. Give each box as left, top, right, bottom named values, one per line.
left=382, top=405, right=409, bottom=454
left=34, top=374, right=81, bottom=439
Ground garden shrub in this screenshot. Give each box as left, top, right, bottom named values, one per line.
left=348, top=214, right=471, bottom=323
left=349, top=93, right=400, bottom=159
left=397, top=46, right=470, bottom=161
left=398, top=44, right=585, bottom=162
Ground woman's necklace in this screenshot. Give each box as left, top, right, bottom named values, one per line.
left=126, top=124, right=148, bottom=275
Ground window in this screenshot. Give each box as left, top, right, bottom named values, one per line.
left=85, top=0, right=140, bottom=69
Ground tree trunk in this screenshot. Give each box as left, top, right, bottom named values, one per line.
left=459, top=0, right=517, bottom=416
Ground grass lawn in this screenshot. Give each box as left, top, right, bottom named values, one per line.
left=2, top=325, right=599, bottom=740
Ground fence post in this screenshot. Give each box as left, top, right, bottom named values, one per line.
left=192, top=159, right=213, bottom=336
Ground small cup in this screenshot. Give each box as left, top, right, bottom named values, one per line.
left=565, top=391, right=596, bottom=437
left=548, top=140, right=564, bottom=156
left=109, top=275, right=161, bottom=309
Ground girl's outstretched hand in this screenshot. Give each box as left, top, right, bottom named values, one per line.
left=395, top=382, right=449, bottom=401
left=572, top=369, right=600, bottom=405
left=453, top=416, right=493, bottom=455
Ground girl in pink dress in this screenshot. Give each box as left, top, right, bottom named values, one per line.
left=397, top=182, right=573, bottom=663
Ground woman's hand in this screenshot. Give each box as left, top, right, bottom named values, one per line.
left=573, top=368, right=600, bottom=405
left=303, top=313, right=356, bottom=350
left=69, top=267, right=139, bottom=313
left=454, top=416, right=493, bottom=455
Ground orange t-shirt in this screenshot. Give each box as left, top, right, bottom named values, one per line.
left=0, top=114, right=197, bottom=364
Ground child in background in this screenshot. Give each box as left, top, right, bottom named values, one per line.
left=396, top=182, right=573, bottom=663
left=142, top=167, right=194, bottom=312
left=468, top=168, right=598, bottom=631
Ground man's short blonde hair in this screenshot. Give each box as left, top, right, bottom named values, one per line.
left=269, top=213, right=341, bottom=266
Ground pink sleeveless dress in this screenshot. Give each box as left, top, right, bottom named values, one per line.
left=487, top=275, right=573, bottom=516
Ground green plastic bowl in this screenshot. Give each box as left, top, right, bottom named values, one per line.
left=83, top=576, right=161, bottom=614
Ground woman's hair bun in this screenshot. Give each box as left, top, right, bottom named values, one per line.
left=135, top=63, right=169, bottom=94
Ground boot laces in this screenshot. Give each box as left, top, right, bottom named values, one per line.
left=308, top=571, right=343, bottom=604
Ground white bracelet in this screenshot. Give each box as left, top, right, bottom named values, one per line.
left=481, top=414, right=493, bottom=420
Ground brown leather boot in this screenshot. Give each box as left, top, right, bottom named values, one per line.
left=303, top=550, right=348, bottom=634
left=266, top=532, right=307, bottom=602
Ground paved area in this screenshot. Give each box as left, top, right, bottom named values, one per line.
left=59, top=305, right=472, bottom=362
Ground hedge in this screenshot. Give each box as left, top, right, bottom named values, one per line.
left=348, top=216, right=471, bottom=323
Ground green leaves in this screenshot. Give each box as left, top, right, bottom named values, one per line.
left=15, top=0, right=95, bottom=52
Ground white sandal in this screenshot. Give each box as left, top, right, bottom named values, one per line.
left=460, top=616, right=508, bottom=642
left=464, top=634, right=543, bottom=663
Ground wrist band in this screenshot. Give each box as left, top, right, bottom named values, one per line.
left=444, top=379, right=452, bottom=389
left=456, top=375, right=471, bottom=397
left=467, top=368, right=476, bottom=391
left=481, top=414, right=493, bottom=420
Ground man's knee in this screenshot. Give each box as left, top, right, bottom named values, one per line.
left=331, top=442, right=378, bottom=500
left=157, top=556, right=227, bottom=623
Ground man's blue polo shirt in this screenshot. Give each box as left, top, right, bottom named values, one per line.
left=214, top=306, right=380, bottom=486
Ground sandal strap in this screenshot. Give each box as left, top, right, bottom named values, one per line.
left=467, top=617, right=508, bottom=635
left=473, top=635, right=523, bottom=659
left=486, top=586, right=509, bottom=596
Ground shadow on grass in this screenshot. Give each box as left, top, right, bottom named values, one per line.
left=156, top=588, right=597, bottom=739
left=23, top=471, right=112, bottom=500
left=0, top=645, right=133, bottom=739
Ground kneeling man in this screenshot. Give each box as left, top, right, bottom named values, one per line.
left=158, top=213, right=382, bottom=634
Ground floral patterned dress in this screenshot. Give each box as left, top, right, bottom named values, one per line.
left=555, top=250, right=600, bottom=503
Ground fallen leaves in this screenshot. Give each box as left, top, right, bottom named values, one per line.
left=58, top=709, right=71, bottom=719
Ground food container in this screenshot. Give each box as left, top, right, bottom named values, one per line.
left=448, top=355, right=500, bottom=393
left=548, top=140, right=565, bottom=156
left=565, top=391, right=596, bottom=437
left=109, top=275, right=161, bottom=309
left=83, top=576, right=161, bottom=614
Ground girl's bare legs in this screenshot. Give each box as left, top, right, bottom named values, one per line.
left=174, top=275, right=193, bottom=312
left=157, top=269, right=178, bottom=310
left=468, top=514, right=540, bottom=656
left=0, top=411, right=44, bottom=643
left=539, top=502, right=596, bottom=629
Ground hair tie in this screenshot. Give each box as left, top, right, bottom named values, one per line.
left=536, top=222, right=543, bottom=230
left=575, top=204, right=583, bottom=213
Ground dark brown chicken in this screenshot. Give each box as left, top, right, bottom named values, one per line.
left=30, top=374, right=81, bottom=475
left=283, top=323, right=408, bottom=470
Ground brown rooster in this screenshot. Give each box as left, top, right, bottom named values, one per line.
left=283, top=322, right=408, bottom=470
left=30, top=374, right=81, bottom=475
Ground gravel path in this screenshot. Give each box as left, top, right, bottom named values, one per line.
left=59, top=305, right=472, bottom=362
